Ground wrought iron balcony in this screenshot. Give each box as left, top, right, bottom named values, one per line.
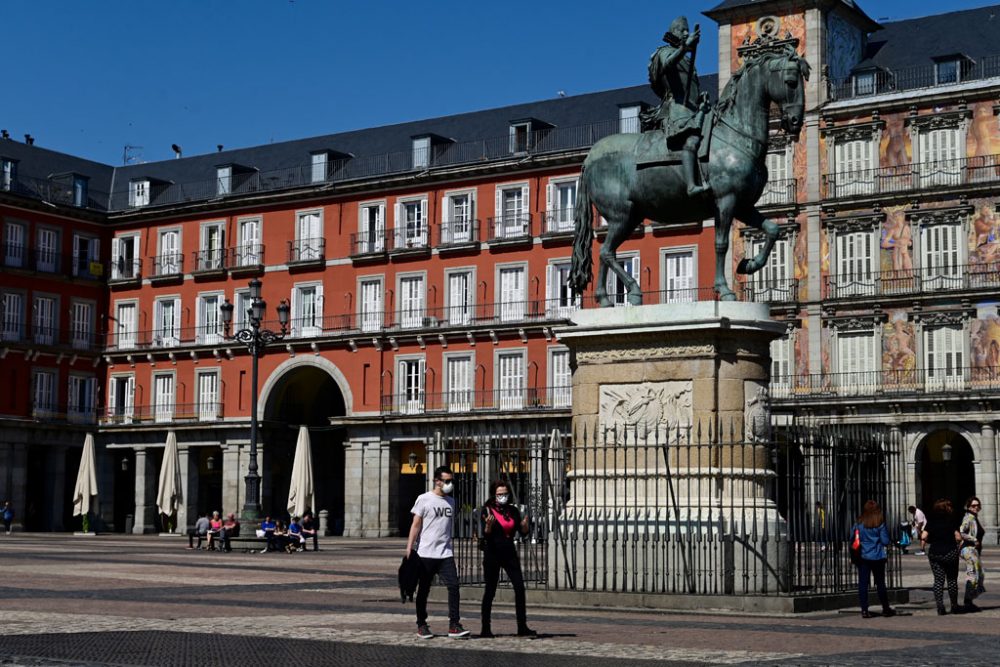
left=757, top=178, right=797, bottom=208
left=822, top=154, right=1000, bottom=200
left=771, top=366, right=1000, bottom=401
left=438, top=220, right=481, bottom=247
left=380, top=386, right=572, bottom=416
left=829, top=54, right=1000, bottom=101
left=824, top=263, right=1000, bottom=300
left=31, top=403, right=99, bottom=424
left=100, top=402, right=224, bottom=425
left=542, top=209, right=576, bottom=236
left=349, top=231, right=388, bottom=258
left=742, top=278, right=799, bottom=304
left=151, top=253, right=184, bottom=278
left=192, top=248, right=227, bottom=274
left=0, top=322, right=102, bottom=351
left=228, top=244, right=265, bottom=272
left=108, top=257, right=142, bottom=283
left=1, top=173, right=109, bottom=211
left=287, top=238, right=325, bottom=265
left=488, top=214, right=533, bottom=243
left=389, top=227, right=430, bottom=253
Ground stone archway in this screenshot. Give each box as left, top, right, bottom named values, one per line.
left=916, top=429, right=976, bottom=513
left=260, top=359, right=348, bottom=533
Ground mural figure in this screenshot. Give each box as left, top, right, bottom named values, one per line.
left=881, top=209, right=913, bottom=275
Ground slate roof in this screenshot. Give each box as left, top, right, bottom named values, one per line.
left=0, top=138, right=114, bottom=194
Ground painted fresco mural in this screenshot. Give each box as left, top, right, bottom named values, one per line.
left=730, top=13, right=806, bottom=70
left=880, top=205, right=912, bottom=276
left=882, top=312, right=917, bottom=378
left=970, top=310, right=1000, bottom=375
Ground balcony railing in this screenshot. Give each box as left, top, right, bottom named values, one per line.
left=350, top=231, right=388, bottom=257
left=380, top=386, right=572, bottom=415
left=2, top=245, right=106, bottom=281
left=1, top=173, right=109, bottom=211
left=104, top=324, right=229, bottom=350
left=31, top=403, right=99, bottom=424
left=439, top=220, right=481, bottom=247
left=488, top=214, right=533, bottom=243
left=389, top=227, right=430, bottom=252
left=101, top=402, right=224, bottom=425
left=151, top=253, right=183, bottom=278
left=542, top=209, right=576, bottom=236
left=758, top=178, right=797, bottom=207
left=742, top=278, right=799, bottom=304
left=228, top=244, right=264, bottom=270
left=192, top=248, right=226, bottom=273
left=823, top=154, right=1000, bottom=200
left=829, top=54, right=1000, bottom=101
left=108, top=257, right=142, bottom=282
left=825, top=263, right=1000, bottom=300
left=288, top=238, right=325, bottom=264
left=772, top=366, right=1000, bottom=400
left=0, top=323, right=103, bottom=351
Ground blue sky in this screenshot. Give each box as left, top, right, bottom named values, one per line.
left=6, top=0, right=994, bottom=165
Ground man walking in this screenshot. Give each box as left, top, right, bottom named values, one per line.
left=909, top=505, right=927, bottom=556
left=405, top=465, right=470, bottom=639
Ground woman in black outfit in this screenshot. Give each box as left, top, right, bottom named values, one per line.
left=479, top=480, right=536, bottom=638
left=921, top=498, right=962, bottom=615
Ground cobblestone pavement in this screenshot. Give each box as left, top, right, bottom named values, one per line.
left=0, top=535, right=996, bottom=666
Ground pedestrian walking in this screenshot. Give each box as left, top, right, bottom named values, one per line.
left=920, top=498, right=962, bottom=615
left=909, top=505, right=927, bottom=555
left=815, top=501, right=827, bottom=550
left=2, top=501, right=13, bottom=535
left=405, top=465, right=470, bottom=639
left=959, top=496, right=986, bottom=611
left=852, top=499, right=896, bottom=618
left=479, top=480, right=536, bottom=638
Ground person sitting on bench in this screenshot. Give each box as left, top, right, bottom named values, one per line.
left=260, top=516, right=277, bottom=552
left=187, top=511, right=210, bottom=549
left=301, top=511, right=319, bottom=551
left=221, top=512, right=241, bottom=552
left=287, top=516, right=305, bottom=552
left=206, top=511, right=223, bottom=551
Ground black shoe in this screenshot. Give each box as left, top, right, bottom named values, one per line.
left=951, top=606, right=966, bottom=615
left=416, top=624, right=434, bottom=639
left=937, top=607, right=947, bottom=615
left=964, top=602, right=981, bottom=613
left=517, top=627, right=538, bottom=637
left=448, top=623, right=471, bottom=639
left=861, top=611, right=873, bottom=618
left=881, top=608, right=896, bottom=618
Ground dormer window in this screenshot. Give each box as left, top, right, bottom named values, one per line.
left=937, top=59, right=959, bottom=84
left=1, top=158, right=16, bottom=190
left=619, top=105, right=642, bottom=134
left=216, top=165, right=232, bottom=195
left=509, top=122, right=531, bottom=154
left=412, top=137, right=431, bottom=169
left=129, top=179, right=150, bottom=207
left=72, top=175, right=88, bottom=207
left=854, top=70, right=875, bottom=96
left=310, top=151, right=329, bottom=183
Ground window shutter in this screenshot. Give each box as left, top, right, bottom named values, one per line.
left=521, top=184, right=530, bottom=217
left=441, top=196, right=449, bottom=226
left=546, top=182, right=553, bottom=214
left=495, top=187, right=502, bottom=218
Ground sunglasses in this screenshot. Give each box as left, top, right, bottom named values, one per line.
left=970, top=503, right=981, bottom=508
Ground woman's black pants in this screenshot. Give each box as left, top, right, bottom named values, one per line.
left=482, top=548, right=527, bottom=630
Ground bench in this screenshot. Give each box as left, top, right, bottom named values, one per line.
left=202, top=535, right=321, bottom=553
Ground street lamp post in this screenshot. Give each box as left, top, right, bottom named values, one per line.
left=220, top=278, right=290, bottom=521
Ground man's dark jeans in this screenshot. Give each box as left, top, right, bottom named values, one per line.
left=858, top=558, right=889, bottom=612
left=187, top=529, right=206, bottom=548
left=415, top=556, right=460, bottom=625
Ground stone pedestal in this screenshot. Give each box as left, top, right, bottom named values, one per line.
left=553, top=302, right=787, bottom=594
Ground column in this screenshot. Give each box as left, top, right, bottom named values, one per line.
left=96, top=442, right=115, bottom=532
left=221, top=444, right=243, bottom=517
left=979, top=423, right=997, bottom=542
left=177, top=445, right=199, bottom=533
left=48, top=446, right=67, bottom=532
left=0, top=443, right=10, bottom=507
left=132, top=448, right=157, bottom=534
left=361, top=441, right=398, bottom=537
left=10, top=444, right=27, bottom=531
left=342, top=440, right=364, bottom=537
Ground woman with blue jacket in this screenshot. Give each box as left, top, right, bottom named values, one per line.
left=853, top=499, right=897, bottom=618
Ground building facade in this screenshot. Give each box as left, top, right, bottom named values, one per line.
left=1, top=0, right=998, bottom=540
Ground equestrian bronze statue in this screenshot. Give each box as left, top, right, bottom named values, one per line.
left=570, top=22, right=810, bottom=306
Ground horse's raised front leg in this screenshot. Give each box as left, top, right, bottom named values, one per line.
left=601, top=216, right=643, bottom=306
left=713, top=197, right=738, bottom=301
left=736, top=206, right=779, bottom=275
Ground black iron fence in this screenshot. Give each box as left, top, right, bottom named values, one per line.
left=823, top=153, right=1000, bottom=200
left=433, top=421, right=904, bottom=598
left=829, top=54, right=1000, bottom=101
left=772, top=366, right=1000, bottom=400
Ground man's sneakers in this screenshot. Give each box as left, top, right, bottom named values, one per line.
left=448, top=623, right=471, bottom=639
left=416, top=624, right=434, bottom=639
left=914, top=550, right=926, bottom=556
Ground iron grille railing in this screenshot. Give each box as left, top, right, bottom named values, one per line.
left=100, top=401, right=224, bottom=424
left=1, top=242, right=26, bottom=269
left=108, top=257, right=142, bottom=282
left=389, top=227, right=430, bottom=252
left=771, top=366, right=1000, bottom=400
left=192, top=248, right=227, bottom=273
left=103, top=324, right=229, bottom=350
left=823, top=154, right=1000, bottom=200
left=824, top=263, right=1000, bottom=299
left=31, top=403, right=99, bottom=424
left=151, top=253, right=184, bottom=277
left=228, top=244, right=265, bottom=270
left=742, top=278, right=799, bottom=304
left=758, top=178, right=798, bottom=207
left=0, top=323, right=102, bottom=351
left=542, top=209, right=576, bottom=235
left=380, top=387, right=572, bottom=415
left=830, top=54, right=1000, bottom=101
left=288, top=238, right=325, bottom=264
left=1, top=173, right=110, bottom=211
left=488, top=214, right=533, bottom=242
left=350, top=231, right=388, bottom=257
left=439, top=220, right=481, bottom=246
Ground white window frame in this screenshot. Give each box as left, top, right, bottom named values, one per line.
left=606, top=252, right=640, bottom=307
left=833, top=138, right=876, bottom=197
left=412, top=137, right=431, bottom=169
left=358, top=200, right=386, bottom=253
left=770, top=335, right=793, bottom=398
left=114, top=300, right=138, bottom=349
left=69, top=299, right=95, bottom=350
left=660, top=246, right=697, bottom=304
left=546, top=258, right=579, bottom=318
left=916, top=126, right=964, bottom=187
left=157, top=227, right=182, bottom=275
left=196, top=291, right=224, bottom=345
left=3, top=221, right=26, bottom=268
left=619, top=105, right=641, bottom=134
left=152, top=372, right=176, bottom=423
left=441, top=189, right=476, bottom=244
left=311, top=151, right=329, bottom=183
left=295, top=209, right=324, bottom=260
left=129, top=179, right=150, bottom=207
left=196, top=369, right=221, bottom=420
left=1, top=290, right=25, bottom=341
left=110, top=233, right=140, bottom=280
left=291, top=282, right=323, bottom=338
left=1, top=158, right=16, bottom=190
left=509, top=122, right=531, bottom=154
left=760, top=148, right=792, bottom=206
left=396, top=355, right=426, bottom=415
left=72, top=233, right=100, bottom=278
left=153, top=295, right=182, bottom=347
left=394, top=196, right=428, bottom=249
left=358, top=276, right=384, bottom=333
left=237, top=216, right=262, bottom=266
left=32, top=293, right=58, bottom=346
left=495, top=348, right=527, bottom=410
left=923, top=324, right=965, bottom=392
left=32, top=369, right=57, bottom=416
left=233, top=288, right=252, bottom=332
left=396, top=272, right=427, bottom=329
left=216, top=166, right=232, bottom=195
left=496, top=263, right=527, bottom=322
left=920, top=221, right=964, bottom=291
left=547, top=346, right=572, bottom=408
left=443, top=351, right=475, bottom=412
left=199, top=221, right=226, bottom=271
left=72, top=175, right=89, bottom=207
left=35, top=226, right=59, bottom=273
left=495, top=182, right=530, bottom=239
left=833, top=228, right=877, bottom=297
left=445, top=268, right=475, bottom=326
left=747, top=236, right=792, bottom=302
left=835, top=329, right=878, bottom=396
left=109, top=373, right=135, bottom=423
left=545, top=176, right=579, bottom=233
left=67, top=374, right=96, bottom=422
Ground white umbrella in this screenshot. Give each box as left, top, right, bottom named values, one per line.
left=72, top=433, right=99, bottom=517
left=287, top=426, right=315, bottom=517
left=156, top=430, right=183, bottom=523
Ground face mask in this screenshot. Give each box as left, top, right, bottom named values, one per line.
left=495, top=495, right=509, bottom=505
left=440, top=482, right=454, bottom=495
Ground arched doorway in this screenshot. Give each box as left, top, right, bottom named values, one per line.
left=917, top=430, right=975, bottom=512
left=262, top=362, right=347, bottom=534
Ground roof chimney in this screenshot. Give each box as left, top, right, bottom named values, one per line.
left=217, top=144, right=224, bottom=153
left=171, top=143, right=182, bottom=159
left=24, top=134, right=34, bottom=146
left=0, top=129, right=9, bottom=140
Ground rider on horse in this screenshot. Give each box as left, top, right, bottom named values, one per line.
left=643, top=16, right=711, bottom=197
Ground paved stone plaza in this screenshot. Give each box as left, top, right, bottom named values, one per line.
left=0, top=535, right=996, bottom=666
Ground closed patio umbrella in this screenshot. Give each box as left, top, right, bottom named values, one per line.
left=287, top=425, right=315, bottom=517
left=72, top=433, right=99, bottom=518
left=156, top=430, right=183, bottom=527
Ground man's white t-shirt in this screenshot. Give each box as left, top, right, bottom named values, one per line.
left=411, top=491, right=456, bottom=559
left=913, top=508, right=927, bottom=528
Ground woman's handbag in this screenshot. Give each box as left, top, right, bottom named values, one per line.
left=850, top=527, right=862, bottom=566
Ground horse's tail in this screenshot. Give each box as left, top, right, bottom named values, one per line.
left=570, top=168, right=594, bottom=292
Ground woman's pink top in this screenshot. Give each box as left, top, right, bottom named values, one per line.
left=490, top=507, right=516, bottom=538
left=210, top=519, right=222, bottom=531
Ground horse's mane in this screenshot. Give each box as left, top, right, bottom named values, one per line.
left=716, top=50, right=795, bottom=117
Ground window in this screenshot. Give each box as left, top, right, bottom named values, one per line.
left=111, top=234, right=139, bottom=280
left=395, top=198, right=427, bottom=248
left=549, top=348, right=572, bottom=408
left=509, top=122, right=531, bottom=154
left=412, top=137, right=431, bottom=169
left=770, top=336, right=792, bottom=398
left=129, top=179, right=150, bottom=207
left=833, top=139, right=875, bottom=196
left=760, top=150, right=791, bottom=206
left=921, top=222, right=962, bottom=291
left=115, top=302, right=137, bottom=349
left=495, top=184, right=530, bottom=239
left=233, top=289, right=252, bottom=332
left=662, top=249, right=696, bottom=303
left=1, top=292, right=23, bottom=341
left=547, top=261, right=578, bottom=317
left=237, top=217, right=262, bottom=266
left=1, top=158, right=16, bottom=190
left=197, top=293, right=223, bottom=344
left=32, top=295, right=56, bottom=345
left=311, top=152, right=329, bottom=183
left=836, top=331, right=877, bottom=395
left=200, top=223, right=225, bottom=271
left=834, top=230, right=876, bottom=297
left=68, top=376, right=96, bottom=421
left=748, top=237, right=792, bottom=302
left=398, top=275, right=426, bottom=329
left=936, top=59, right=959, bottom=84
left=3, top=221, right=25, bottom=267
left=153, top=373, right=175, bottom=423
left=109, top=375, right=135, bottom=423
left=397, top=357, right=425, bottom=414
left=546, top=179, right=577, bottom=232
left=359, top=203, right=386, bottom=252
left=606, top=254, right=640, bottom=307
left=32, top=370, right=56, bottom=416
left=153, top=297, right=181, bottom=347
left=446, top=270, right=473, bottom=326
left=498, top=266, right=526, bottom=321
left=72, top=176, right=88, bottom=207
left=359, top=278, right=383, bottom=333
left=196, top=370, right=220, bottom=420
left=854, top=71, right=875, bottom=96
left=296, top=211, right=323, bottom=260
left=157, top=229, right=181, bottom=275
left=216, top=166, right=232, bottom=195
left=445, top=354, right=473, bottom=412
left=72, top=235, right=100, bottom=279
left=497, top=351, right=525, bottom=410
left=70, top=301, right=93, bottom=350
left=35, top=228, right=58, bottom=272
left=924, top=325, right=964, bottom=391
left=619, top=106, right=641, bottom=134
left=292, top=284, right=323, bottom=337
left=442, top=192, right=474, bottom=244
left=918, top=127, right=962, bottom=187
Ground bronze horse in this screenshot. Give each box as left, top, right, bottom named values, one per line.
left=570, top=46, right=810, bottom=305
